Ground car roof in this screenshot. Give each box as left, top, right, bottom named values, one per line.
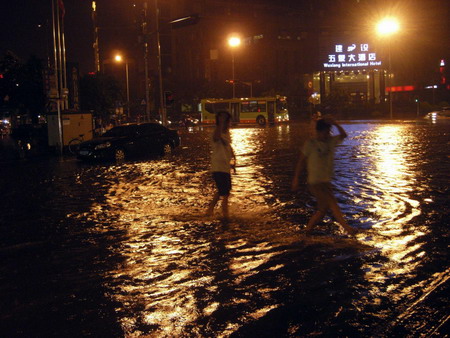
left=119, top=122, right=161, bottom=126
left=112, top=122, right=164, bottom=128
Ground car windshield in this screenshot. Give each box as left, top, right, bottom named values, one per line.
left=103, top=126, right=133, bottom=137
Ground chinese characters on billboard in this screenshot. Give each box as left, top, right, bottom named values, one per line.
left=323, top=43, right=382, bottom=69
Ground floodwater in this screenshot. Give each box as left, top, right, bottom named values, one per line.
left=1, top=120, right=449, bottom=337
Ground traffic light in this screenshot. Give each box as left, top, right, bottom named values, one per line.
left=164, top=91, right=174, bottom=106
left=225, top=79, right=235, bottom=84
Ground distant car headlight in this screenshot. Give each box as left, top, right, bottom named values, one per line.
left=95, top=142, right=111, bottom=150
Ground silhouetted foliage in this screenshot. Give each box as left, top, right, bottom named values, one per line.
left=0, top=52, right=45, bottom=122
left=79, top=73, right=122, bottom=120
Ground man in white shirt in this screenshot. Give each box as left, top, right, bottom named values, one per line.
left=292, top=115, right=356, bottom=236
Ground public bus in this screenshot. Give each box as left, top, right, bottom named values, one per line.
left=199, top=96, right=289, bottom=125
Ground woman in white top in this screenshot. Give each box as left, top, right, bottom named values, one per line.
left=206, top=111, right=236, bottom=220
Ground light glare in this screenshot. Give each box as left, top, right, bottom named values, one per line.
left=228, top=37, right=241, bottom=48
left=377, top=18, right=400, bottom=36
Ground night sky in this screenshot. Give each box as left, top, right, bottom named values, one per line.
left=1, top=0, right=93, bottom=74
left=1, top=0, right=449, bottom=78
left=1, top=0, right=304, bottom=75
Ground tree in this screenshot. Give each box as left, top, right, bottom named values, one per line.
left=18, top=56, right=46, bottom=120
left=0, top=52, right=21, bottom=104
left=79, top=73, right=122, bottom=121
left=0, top=52, right=45, bottom=122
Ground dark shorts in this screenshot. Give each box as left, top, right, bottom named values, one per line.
left=308, top=182, right=337, bottom=212
left=212, top=172, right=232, bottom=196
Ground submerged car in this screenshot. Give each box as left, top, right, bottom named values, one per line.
left=77, top=123, right=180, bottom=161
left=424, top=108, right=450, bottom=120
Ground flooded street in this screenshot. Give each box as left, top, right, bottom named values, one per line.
left=1, top=120, right=449, bottom=336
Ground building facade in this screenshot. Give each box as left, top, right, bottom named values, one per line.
left=95, top=0, right=449, bottom=119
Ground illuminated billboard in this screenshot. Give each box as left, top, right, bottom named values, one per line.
left=323, top=43, right=382, bottom=69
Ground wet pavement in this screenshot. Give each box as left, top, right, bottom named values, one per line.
left=1, top=120, right=449, bottom=337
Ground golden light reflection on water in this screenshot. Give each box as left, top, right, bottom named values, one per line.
left=360, top=125, right=427, bottom=288
left=75, top=123, right=445, bottom=336
left=229, top=128, right=276, bottom=215
left=89, top=160, right=210, bottom=335
left=84, top=128, right=292, bottom=336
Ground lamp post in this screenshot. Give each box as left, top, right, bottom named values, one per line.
left=114, top=54, right=130, bottom=118
left=377, top=17, right=399, bottom=119
left=228, top=36, right=241, bottom=98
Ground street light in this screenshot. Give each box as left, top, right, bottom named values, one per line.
left=114, top=54, right=130, bottom=118
left=376, top=17, right=400, bottom=119
left=228, top=36, right=241, bottom=98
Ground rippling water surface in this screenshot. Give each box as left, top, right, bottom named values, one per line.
left=1, top=120, right=449, bottom=336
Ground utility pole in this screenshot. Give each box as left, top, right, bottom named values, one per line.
left=92, top=1, right=100, bottom=73
left=143, top=2, right=151, bottom=121
left=125, top=61, right=130, bottom=118
left=51, top=0, right=65, bottom=155
left=155, top=0, right=166, bottom=125
left=60, top=8, right=68, bottom=109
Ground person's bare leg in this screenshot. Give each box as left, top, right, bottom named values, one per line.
left=304, top=210, right=326, bottom=233
left=329, top=202, right=356, bottom=235
left=206, top=192, right=220, bottom=216
left=222, top=195, right=229, bottom=220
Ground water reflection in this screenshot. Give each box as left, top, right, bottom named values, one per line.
left=334, top=123, right=448, bottom=330
left=370, top=125, right=421, bottom=230
left=230, top=128, right=274, bottom=213
left=21, top=122, right=445, bottom=336
left=83, top=127, right=299, bottom=335
left=354, top=125, right=424, bottom=253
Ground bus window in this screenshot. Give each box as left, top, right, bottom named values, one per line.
left=242, top=101, right=266, bottom=113
left=205, top=102, right=228, bottom=114
left=213, top=102, right=229, bottom=113
left=257, top=101, right=266, bottom=112
left=241, top=101, right=250, bottom=113
left=205, top=103, right=214, bottom=114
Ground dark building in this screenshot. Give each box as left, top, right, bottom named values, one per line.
left=94, top=0, right=449, bottom=119
left=167, top=0, right=320, bottom=116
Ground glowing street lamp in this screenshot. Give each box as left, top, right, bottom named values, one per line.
left=228, top=36, right=241, bottom=98
left=114, top=54, right=130, bottom=118
left=377, top=17, right=400, bottom=119
left=376, top=17, right=399, bottom=36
